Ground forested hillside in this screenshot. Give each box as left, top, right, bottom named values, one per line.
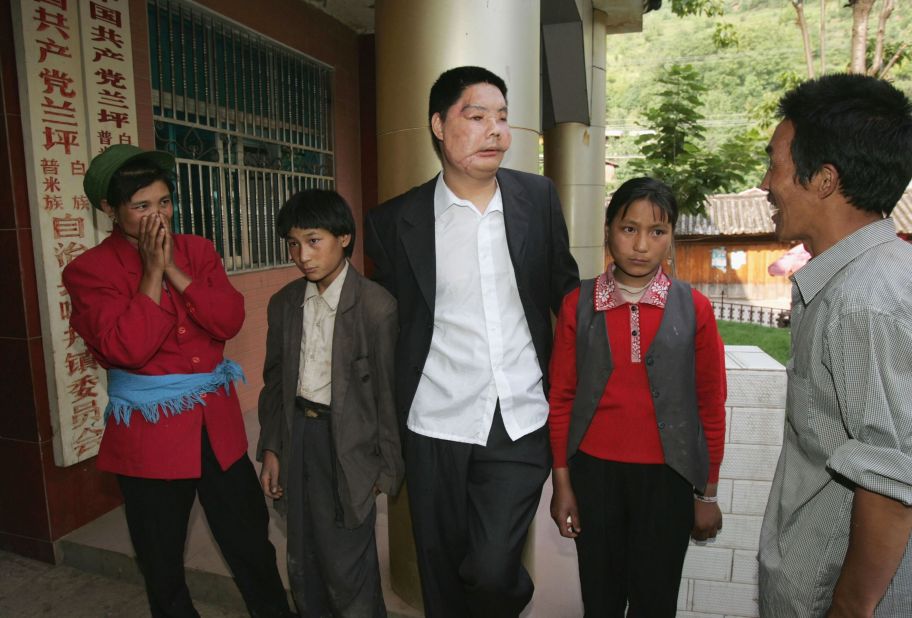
left=604, top=0, right=912, bottom=190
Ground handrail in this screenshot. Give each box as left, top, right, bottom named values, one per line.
left=712, top=300, right=790, bottom=328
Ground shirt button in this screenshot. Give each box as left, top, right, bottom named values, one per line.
left=192, top=356, right=201, bottom=364
left=632, top=330, right=639, bottom=336
left=645, top=357, right=654, bottom=366
left=652, top=390, right=660, bottom=399
left=177, top=326, right=187, bottom=335
left=658, top=421, right=666, bottom=429
left=631, top=305, right=638, bottom=312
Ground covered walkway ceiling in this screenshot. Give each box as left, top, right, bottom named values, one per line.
left=301, top=0, right=662, bottom=35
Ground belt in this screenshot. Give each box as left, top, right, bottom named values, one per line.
left=295, top=396, right=331, bottom=419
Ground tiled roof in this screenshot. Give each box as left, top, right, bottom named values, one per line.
left=675, top=188, right=912, bottom=236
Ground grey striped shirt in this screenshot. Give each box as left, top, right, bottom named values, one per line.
left=758, top=218, right=912, bottom=617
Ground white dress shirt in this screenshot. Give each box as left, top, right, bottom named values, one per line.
left=297, top=261, right=349, bottom=406
left=407, top=174, right=548, bottom=444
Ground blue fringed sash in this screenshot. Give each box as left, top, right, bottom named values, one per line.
left=104, top=358, right=247, bottom=426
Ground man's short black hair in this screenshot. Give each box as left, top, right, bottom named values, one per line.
left=106, top=160, right=176, bottom=209
left=778, top=73, right=912, bottom=216
left=428, top=66, right=508, bottom=159
left=277, top=189, right=356, bottom=257
left=605, top=177, right=679, bottom=231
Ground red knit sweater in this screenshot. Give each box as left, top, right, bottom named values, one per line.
left=548, top=271, right=726, bottom=483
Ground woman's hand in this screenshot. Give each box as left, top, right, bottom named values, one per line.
left=137, top=213, right=166, bottom=303
left=160, top=218, right=192, bottom=294
left=161, top=214, right=175, bottom=273
left=550, top=467, right=581, bottom=539
left=138, top=212, right=167, bottom=275
left=260, top=450, right=283, bottom=499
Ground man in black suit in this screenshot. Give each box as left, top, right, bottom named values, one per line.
left=365, top=66, right=579, bottom=617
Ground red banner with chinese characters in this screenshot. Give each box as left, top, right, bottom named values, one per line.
left=79, top=0, right=139, bottom=244
left=13, top=0, right=140, bottom=466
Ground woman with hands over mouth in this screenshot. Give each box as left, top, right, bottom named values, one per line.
left=62, top=145, right=292, bottom=618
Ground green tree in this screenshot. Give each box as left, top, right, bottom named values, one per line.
left=669, top=0, right=724, bottom=17
left=628, top=64, right=763, bottom=216
left=749, top=70, right=803, bottom=129
left=670, top=0, right=909, bottom=78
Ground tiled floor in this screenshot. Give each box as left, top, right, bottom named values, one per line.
left=0, top=549, right=249, bottom=618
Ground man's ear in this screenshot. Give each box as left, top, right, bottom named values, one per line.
left=816, top=164, right=840, bottom=200
left=340, top=233, right=352, bottom=249
left=431, top=112, right=444, bottom=141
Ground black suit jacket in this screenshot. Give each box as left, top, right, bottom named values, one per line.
left=365, top=168, right=580, bottom=427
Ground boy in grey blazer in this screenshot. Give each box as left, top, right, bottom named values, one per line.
left=258, top=190, right=404, bottom=617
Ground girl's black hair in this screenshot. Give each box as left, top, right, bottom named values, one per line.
left=605, top=177, right=678, bottom=230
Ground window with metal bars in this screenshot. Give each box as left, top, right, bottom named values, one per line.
left=147, top=0, right=335, bottom=272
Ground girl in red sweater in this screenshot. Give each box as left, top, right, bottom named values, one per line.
left=548, top=177, right=726, bottom=616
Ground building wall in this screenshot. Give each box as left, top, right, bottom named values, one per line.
left=190, top=0, right=371, bottom=413
left=675, top=237, right=794, bottom=303
left=0, top=0, right=367, bottom=561
left=0, top=0, right=123, bottom=563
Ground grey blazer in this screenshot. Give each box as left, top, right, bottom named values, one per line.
left=257, top=266, right=404, bottom=527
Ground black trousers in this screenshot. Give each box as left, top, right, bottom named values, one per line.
left=117, top=428, right=291, bottom=618
left=285, top=413, right=385, bottom=618
left=406, top=409, right=551, bottom=618
left=570, top=454, right=694, bottom=618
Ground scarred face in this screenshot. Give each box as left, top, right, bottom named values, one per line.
left=432, top=83, right=511, bottom=183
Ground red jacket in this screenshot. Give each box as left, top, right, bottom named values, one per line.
left=63, top=229, right=247, bottom=479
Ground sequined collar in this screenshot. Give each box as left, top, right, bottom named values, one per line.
left=594, top=268, right=670, bottom=311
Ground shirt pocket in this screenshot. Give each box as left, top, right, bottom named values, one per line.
left=785, top=359, right=815, bottom=444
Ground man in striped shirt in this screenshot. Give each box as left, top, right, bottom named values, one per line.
left=758, top=74, right=912, bottom=617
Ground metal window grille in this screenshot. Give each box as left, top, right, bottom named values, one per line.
left=147, top=0, right=335, bottom=272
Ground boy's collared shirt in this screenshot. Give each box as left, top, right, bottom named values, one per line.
left=298, top=260, right=349, bottom=406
